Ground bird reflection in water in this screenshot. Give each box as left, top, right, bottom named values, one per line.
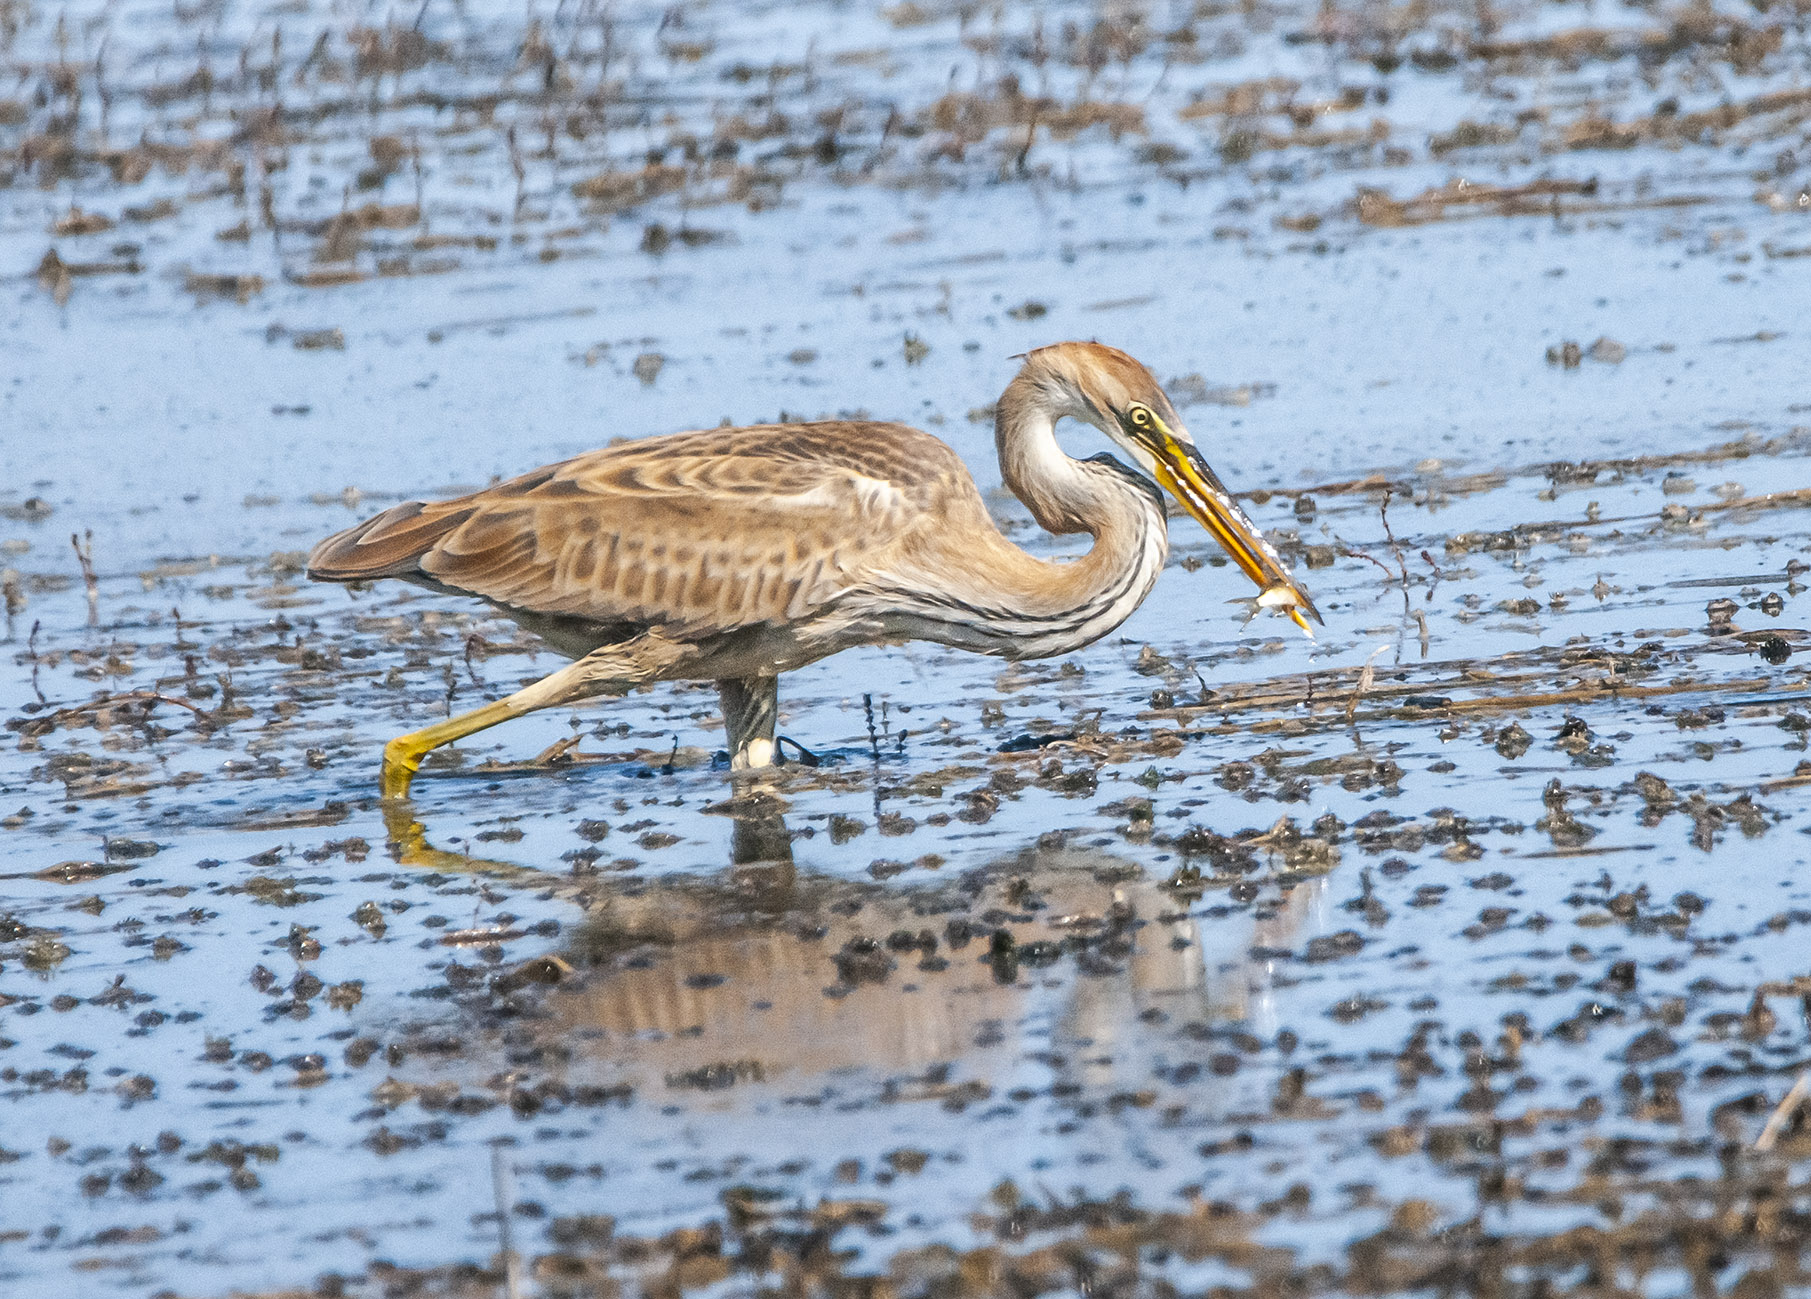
left=385, top=796, right=1326, bottom=1101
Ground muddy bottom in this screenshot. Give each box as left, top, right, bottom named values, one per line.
left=4, top=0, right=1811, bottom=1293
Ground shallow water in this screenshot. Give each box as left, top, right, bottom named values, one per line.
left=3, top=0, right=1811, bottom=1293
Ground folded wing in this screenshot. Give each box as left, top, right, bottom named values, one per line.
left=306, top=422, right=973, bottom=637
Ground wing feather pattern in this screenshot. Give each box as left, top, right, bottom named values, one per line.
left=307, top=422, right=978, bottom=637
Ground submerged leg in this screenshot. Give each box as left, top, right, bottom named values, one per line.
left=717, top=676, right=779, bottom=771
left=382, top=633, right=686, bottom=799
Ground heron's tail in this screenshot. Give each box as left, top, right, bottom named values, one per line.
left=306, top=500, right=475, bottom=583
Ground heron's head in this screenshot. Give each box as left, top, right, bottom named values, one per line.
left=1017, top=341, right=1322, bottom=634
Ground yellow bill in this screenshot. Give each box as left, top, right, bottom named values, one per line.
left=1149, top=435, right=1324, bottom=637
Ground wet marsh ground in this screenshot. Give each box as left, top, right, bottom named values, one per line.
left=4, top=0, right=1811, bottom=1293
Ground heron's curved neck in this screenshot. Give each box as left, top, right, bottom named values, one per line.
left=996, top=373, right=1118, bottom=536
left=910, top=374, right=1169, bottom=658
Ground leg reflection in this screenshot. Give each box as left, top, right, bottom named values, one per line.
left=381, top=796, right=537, bottom=876
left=380, top=787, right=798, bottom=883
left=729, top=808, right=794, bottom=869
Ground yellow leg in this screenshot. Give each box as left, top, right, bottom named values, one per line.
left=381, top=699, right=519, bottom=799
left=377, top=632, right=691, bottom=799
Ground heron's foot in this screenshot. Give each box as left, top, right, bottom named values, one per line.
left=730, top=736, right=776, bottom=771
left=381, top=735, right=428, bottom=800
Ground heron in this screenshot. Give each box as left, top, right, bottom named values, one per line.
left=308, top=341, right=1321, bottom=798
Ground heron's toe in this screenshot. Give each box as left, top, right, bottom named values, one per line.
left=774, top=736, right=823, bottom=768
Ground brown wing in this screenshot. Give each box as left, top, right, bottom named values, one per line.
left=306, top=421, right=979, bottom=636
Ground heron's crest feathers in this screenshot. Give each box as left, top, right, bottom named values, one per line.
left=1016, top=341, right=1183, bottom=431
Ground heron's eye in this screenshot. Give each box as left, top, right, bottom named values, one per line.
left=1128, top=405, right=1153, bottom=430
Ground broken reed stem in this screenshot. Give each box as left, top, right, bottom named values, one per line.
left=1378, top=488, right=1413, bottom=623
left=506, top=123, right=526, bottom=214
left=1256, top=428, right=1811, bottom=506
left=27, top=619, right=46, bottom=705
left=49, top=690, right=206, bottom=722
left=863, top=692, right=882, bottom=763
left=1151, top=671, right=1785, bottom=737
left=1307, top=674, right=1779, bottom=732
left=1015, top=107, right=1039, bottom=175
left=1755, top=1071, right=1810, bottom=1151
left=71, top=530, right=98, bottom=625
left=1339, top=546, right=1395, bottom=583
left=491, top=1141, right=522, bottom=1299
left=463, top=631, right=487, bottom=687
left=864, top=692, right=888, bottom=820
left=529, top=734, right=582, bottom=767
left=1345, top=644, right=1390, bottom=722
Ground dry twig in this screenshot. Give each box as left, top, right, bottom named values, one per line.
left=1345, top=644, right=1391, bottom=722
left=49, top=690, right=206, bottom=722
left=1756, top=1071, right=1810, bottom=1151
